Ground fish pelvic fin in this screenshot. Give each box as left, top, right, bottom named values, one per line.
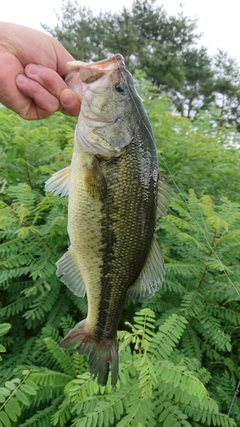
left=45, top=165, right=71, bottom=196
left=59, top=320, right=118, bottom=387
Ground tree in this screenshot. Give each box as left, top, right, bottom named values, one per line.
left=213, top=50, right=240, bottom=130
left=170, top=47, right=215, bottom=118
left=42, top=0, right=240, bottom=131
left=43, top=1, right=107, bottom=61
left=130, top=2, right=199, bottom=88
left=42, top=0, right=200, bottom=85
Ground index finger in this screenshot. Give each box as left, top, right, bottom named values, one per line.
left=25, top=64, right=68, bottom=98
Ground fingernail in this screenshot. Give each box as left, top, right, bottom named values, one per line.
left=27, top=64, right=40, bottom=75
left=16, top=74, right=28, bottom=85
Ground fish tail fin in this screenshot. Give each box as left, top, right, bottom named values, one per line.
left=59, top=320, right=118, bottom=387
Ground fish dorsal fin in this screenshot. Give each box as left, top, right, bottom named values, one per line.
left=157, top=174, right=172, bottom=218
left=127, top=238, right=165, bottom=301
left=45, top=165, right=71, bottom=197
left=56, top=247, right=86, bottom=297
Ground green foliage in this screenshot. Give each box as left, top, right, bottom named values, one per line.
left=134, top=73, right=240, bottom=202
left=214, top=50, right=240, bottom=131
left=0, top=77, right=240, bottom=426
left=0, top=324, right=11, bottom=360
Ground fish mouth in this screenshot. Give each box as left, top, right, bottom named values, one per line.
left=65, top=54, right=125, bottom=100
left=84, top=54, right=124, bottom=71
left=67, top=54, right=124, bottom=73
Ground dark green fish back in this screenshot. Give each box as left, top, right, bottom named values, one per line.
left=94, top=108, right=159, bottom=340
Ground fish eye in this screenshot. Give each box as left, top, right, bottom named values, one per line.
left=115, top=82, right=127, bottom=93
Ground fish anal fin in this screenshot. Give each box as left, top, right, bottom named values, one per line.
left=45, top=165, right=71, bottom=197
left=127, top=239, right=165, bottom=301
left=157, top=173, right=172, bottom=218
left=56, top=248, right=86, bottom=298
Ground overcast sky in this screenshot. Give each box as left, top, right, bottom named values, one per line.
left=2, top=0, right=240, bottom=64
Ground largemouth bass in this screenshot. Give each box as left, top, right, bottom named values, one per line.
left=45, top=54, right=171, bottom=387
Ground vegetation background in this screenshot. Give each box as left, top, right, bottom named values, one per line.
left=0, top=0, right=240, bottom=426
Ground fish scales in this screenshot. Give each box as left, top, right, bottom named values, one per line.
left=45, top=54, right=171, bottom=387
left=96, top=138, right=158, bottom=337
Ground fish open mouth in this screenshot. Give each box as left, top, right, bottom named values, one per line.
left=65, top=54, right=125, bottom=101
left=67, top=54, right=124, bottom=73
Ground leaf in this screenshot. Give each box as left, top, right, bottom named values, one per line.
left=4, top=400, right=18, bottom=422
left=0, top=324, right=11, bottom=336
left=20, top=383, right=37, bottom=396
left=15, top=390, right=29, bottom=406
left=0, top=411, right=11, bottom=427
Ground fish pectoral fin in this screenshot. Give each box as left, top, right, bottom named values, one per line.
left=56, top=248, right=86, bottom=297
left=85, top=158, right=107, bottom=200
left=157, top=173, right=172, bottom=218
left=127, top=238, right=165, bottom=301
left=45, top=165, right=71, bottom=197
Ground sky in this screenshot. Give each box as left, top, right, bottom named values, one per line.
left=2, top=0, right=240, bottom=65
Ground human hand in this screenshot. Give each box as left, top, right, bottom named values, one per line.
left=0, top=22, right=81, bottom=120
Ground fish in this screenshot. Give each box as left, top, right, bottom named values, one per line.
left=45, top=54, right=171, bottom=387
